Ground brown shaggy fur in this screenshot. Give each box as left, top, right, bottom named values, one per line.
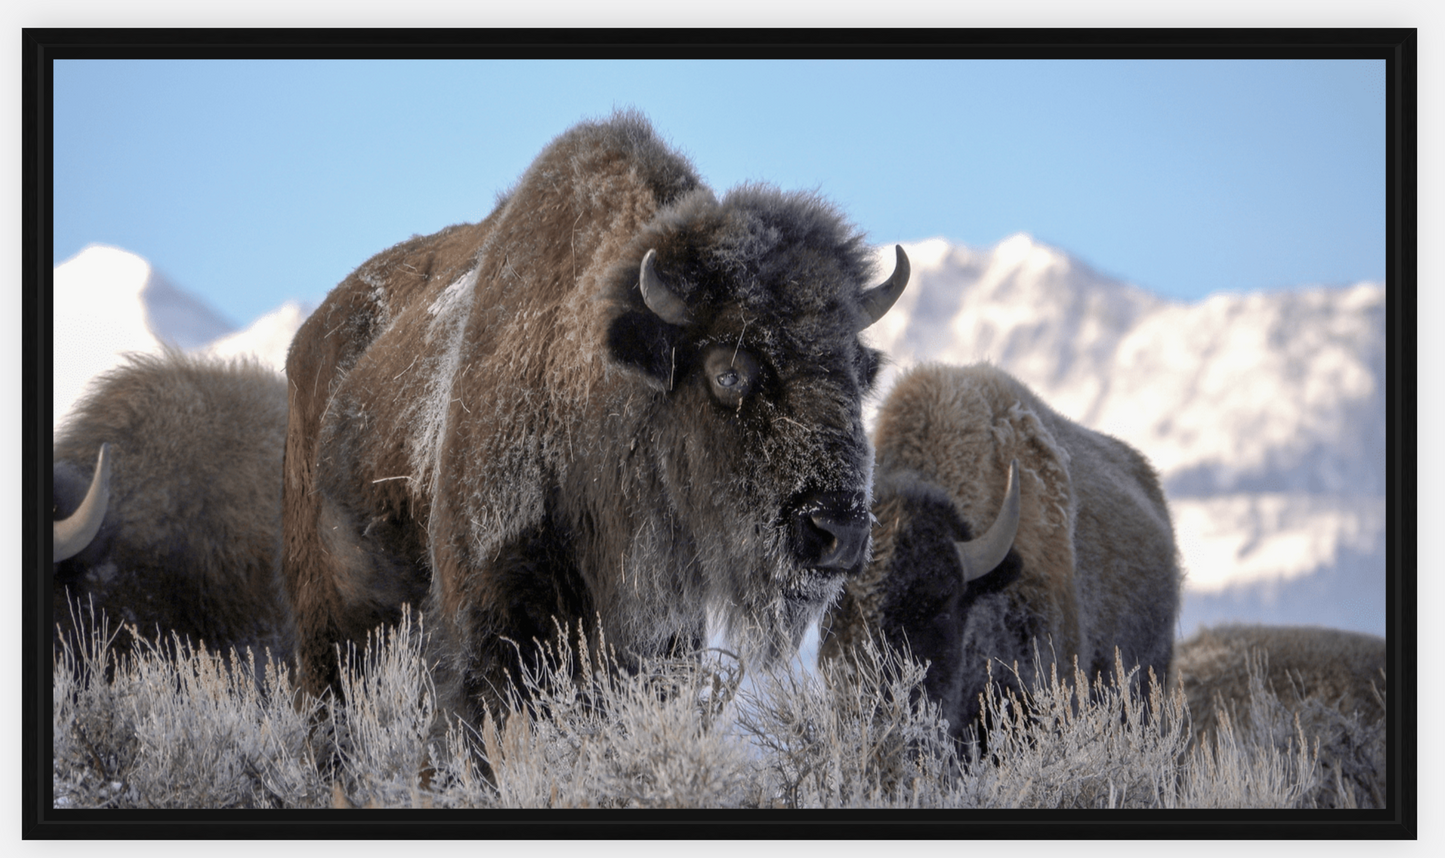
left=821, top=362, right=1181, bottom=741
left=52, top=348, right=293, bottom=665
left=283, top=112, right=901, bottom=723
left=1174, top=623, right=1386, bottom=808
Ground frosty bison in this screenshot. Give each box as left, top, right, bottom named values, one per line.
left=1173, top=623, right=1386, bottom=808
left=52, top=349, right=293, bottom=666
left=281, top=112, right=909, bottom=722
left=820, top=362, right=1181, bottom=744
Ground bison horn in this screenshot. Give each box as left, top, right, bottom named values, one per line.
left=956, top=459, right=1020, bottom=583
left=639, top=249, right=693, bottom=327
left=858, top=245, right=910, bottom=330
left=54, top=443, right=111, bottom=562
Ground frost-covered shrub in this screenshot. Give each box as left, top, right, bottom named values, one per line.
left=441, top=625, right=758, bottom=809
left=735, top=637, right=960, bottom=808
left=953, top=653, right=1193, bottom=809
left=51, top=606, right=1376, bottom=810
left=53, top=604, right=325, bottom=809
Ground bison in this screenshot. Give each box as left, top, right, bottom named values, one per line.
left=1173, top=623, right=1386, bottom=808
left=820, top=362, right=1181, bottom=746
left=281, top=112, right=909, bottom=723
left=52, top=348, right=293, bottom=667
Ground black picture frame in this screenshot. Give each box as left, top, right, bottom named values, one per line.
left=23, top=27, right=1417, bottom=840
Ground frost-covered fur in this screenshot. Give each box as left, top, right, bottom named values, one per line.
left=282, top=112, right=896, bottom=724
left=52, top=348, right=293, bottom=664
left=820, top=362, right=1181, bottom=742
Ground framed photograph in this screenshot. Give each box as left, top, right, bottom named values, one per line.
left=25, top=25, right=1416, bottom=839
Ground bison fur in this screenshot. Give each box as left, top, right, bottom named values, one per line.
left=51, top=348, right=293, bottom=668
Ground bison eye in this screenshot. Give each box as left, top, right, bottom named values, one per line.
left=704, top=345, right=760, bottom=407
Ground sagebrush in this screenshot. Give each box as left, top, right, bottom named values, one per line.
left=51, top=607, right=1381, bottom=810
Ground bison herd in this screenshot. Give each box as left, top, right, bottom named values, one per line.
left=49, top=113, right=1387, bottom=806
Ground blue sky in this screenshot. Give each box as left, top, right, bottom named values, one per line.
left=52, top=59, right=1384, bottom=329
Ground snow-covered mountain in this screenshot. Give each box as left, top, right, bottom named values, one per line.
left=200, top=300, right=314, bottom=371
left=864, top=235, right=1386, bottom=636
left=53, top=245, right=236, bottom=426
left=51, top=239, right=1388, bottom=637
left=53, top=245, right=311, bottom=427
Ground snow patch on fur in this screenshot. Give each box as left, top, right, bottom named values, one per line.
left=406, top=265, right=478, bottom=497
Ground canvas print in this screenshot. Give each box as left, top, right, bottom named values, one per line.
left=45, top=55, right=1397, bottom=816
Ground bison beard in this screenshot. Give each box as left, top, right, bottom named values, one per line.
left=281, top=111, right=908, bottom=724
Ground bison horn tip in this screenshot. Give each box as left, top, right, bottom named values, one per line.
left=858, top=244, right=910, bottom=330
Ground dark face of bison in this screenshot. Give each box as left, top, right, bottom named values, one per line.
left=605, top=187, right=908, bottom=662
left=869, top=466, right=1021, bottom=740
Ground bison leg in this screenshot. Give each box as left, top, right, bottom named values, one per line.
left=285, top=490, right=430, bottom=697
left=462, top=519, right=598, bottom=718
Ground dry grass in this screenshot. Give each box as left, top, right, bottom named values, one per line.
left=50, top=606, right=1384, bottom=810
left=53, top=604, right=325, bottom=809
left=733, top=639, right=961, bottom=808
left=1179, top=648, right=1386, bottom=810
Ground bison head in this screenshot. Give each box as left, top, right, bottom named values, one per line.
left=604, top=187, right=910, bottom=663
left=866, top=461, right=1021, bottom=738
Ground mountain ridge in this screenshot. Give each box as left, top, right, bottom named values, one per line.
left=868, top=235, right=1385, bottom=501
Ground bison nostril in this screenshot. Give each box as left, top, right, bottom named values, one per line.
left=810, top=513, right=869, bottom=569
left=791, top=492, right=870, bottom=571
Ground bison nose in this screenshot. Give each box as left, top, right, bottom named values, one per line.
left=791, top=491, right=870, bottom=572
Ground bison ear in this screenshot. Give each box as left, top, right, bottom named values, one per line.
left=606, top=310, right=682, bottom=392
